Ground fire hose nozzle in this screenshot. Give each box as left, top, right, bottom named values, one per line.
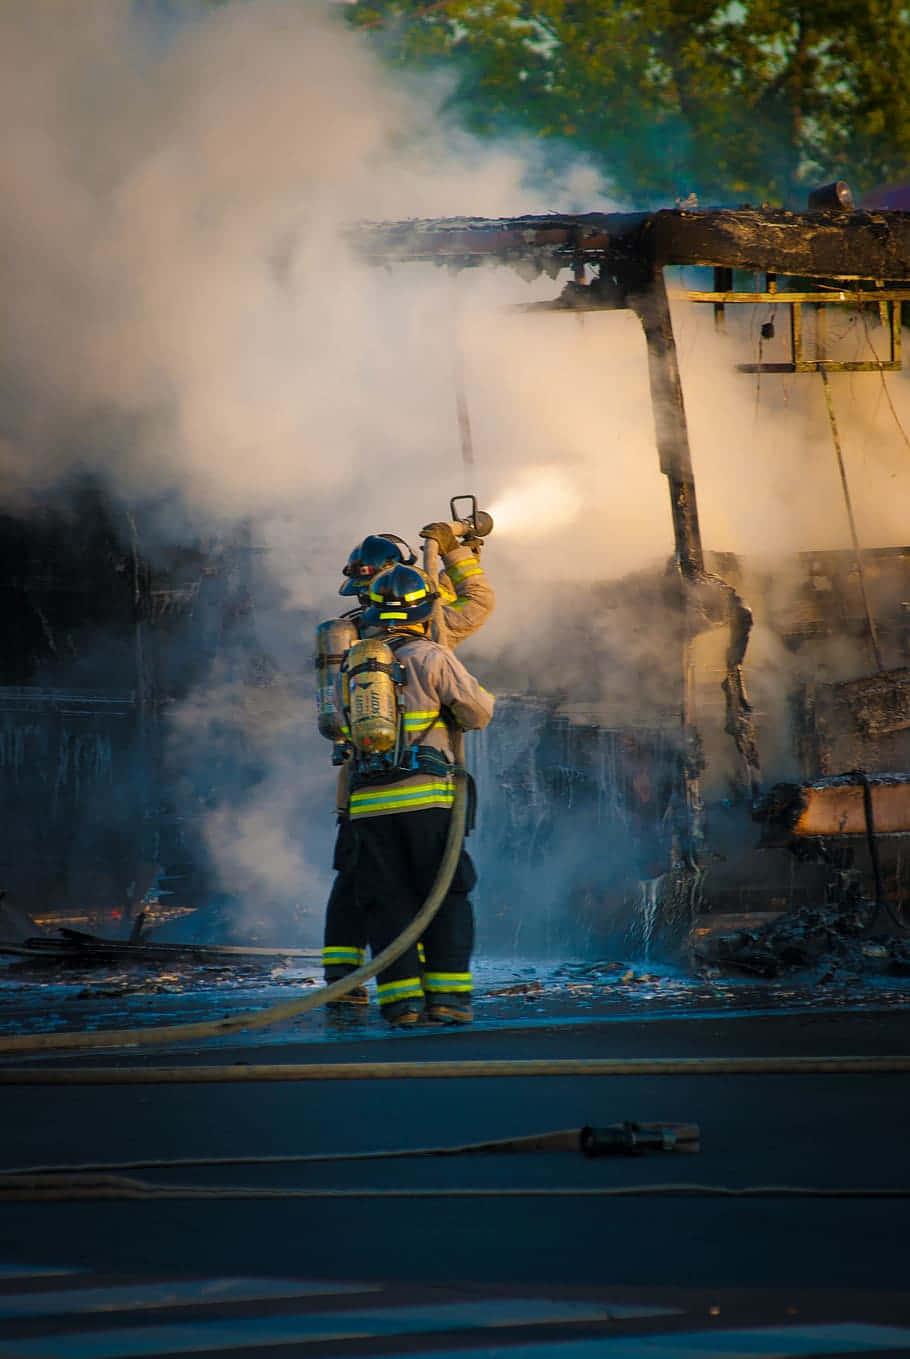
left=424, top=496, right=493, bottom=587
left=449, top=494, right=493, bottom=542
left=580, top=1122, right=701, bottom=1156
left=449, top=511, right=494, bottom=541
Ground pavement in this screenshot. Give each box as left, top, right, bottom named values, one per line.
left=1, top=964, right=909, bottom=1356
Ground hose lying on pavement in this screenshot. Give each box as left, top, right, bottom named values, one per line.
left=0, top=772, right=468, bottom=1057
left=2, top=1177, right=909, bottom=1203
left=0, top=1124, right=699, bottom=1177
left=2, top=1056, right=909, bottom=1084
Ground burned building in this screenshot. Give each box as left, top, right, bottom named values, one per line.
left=352, top=199, right=910, bottom=955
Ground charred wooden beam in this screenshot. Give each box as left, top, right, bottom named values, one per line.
left=650, top=208, right=910, bottom=278
left=628, top=259, right=761, bottom=805
left=628, top=270, right=702, bottom=573
left=352, top=208, right=910, bottom=282
left=1, top=928, right=321, bottom=966
left=350, top=213, right=646, bottom=268
left=755, top=771, right=910, bottom=838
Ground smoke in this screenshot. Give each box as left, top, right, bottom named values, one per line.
left=675, top=294, right=910, bottom=557
left=0, top=0, right=634, bottom=934
left=4, top=0, right=910, bottom=943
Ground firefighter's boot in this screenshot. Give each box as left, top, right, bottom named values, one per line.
left=381, top=999, right=423, bottom=1028
left=324, top=966, right=369, bottom=1007
left=425, top=993, right=473, bottom=1025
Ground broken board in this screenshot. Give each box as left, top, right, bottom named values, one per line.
left=0, top=927, right=320, bottom=968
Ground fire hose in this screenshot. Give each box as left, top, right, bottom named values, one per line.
left=0, top=772, right=470, bottom=1057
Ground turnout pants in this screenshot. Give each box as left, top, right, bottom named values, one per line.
left=324, top=808, right=475, bottom=1014
left=322, top=819, right=367, bottom=979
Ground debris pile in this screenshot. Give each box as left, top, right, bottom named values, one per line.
left=692, top=892, right=910, bottom=978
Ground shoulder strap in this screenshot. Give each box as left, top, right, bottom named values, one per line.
left=387, top=635, right=455, bottom=752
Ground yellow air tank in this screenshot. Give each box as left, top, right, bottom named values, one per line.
left=314, top=619, right=358, bottom=740
left=345, top=637, right=401, bottom=755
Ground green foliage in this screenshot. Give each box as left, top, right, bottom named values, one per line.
left=347, top=0, right=910, bottom=206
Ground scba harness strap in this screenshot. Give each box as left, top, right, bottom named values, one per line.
left=349, top=743, right=451, bottom=789
left=347, top=654, right=406, bottom=685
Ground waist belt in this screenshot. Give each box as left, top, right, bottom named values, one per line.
left=410, top=745, right=455, bottom=778
left=348, top=747, right=477, bottom=835
left=349, top=745, right=453, bottom=790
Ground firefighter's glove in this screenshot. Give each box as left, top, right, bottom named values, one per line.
left=419, top=522, right=459, bottom=555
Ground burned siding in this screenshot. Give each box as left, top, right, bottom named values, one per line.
left=0, top=483, right=258, bottom=921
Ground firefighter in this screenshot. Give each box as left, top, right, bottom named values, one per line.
left=322, top=520, right=494, bottom=1000
left=338, top=534, right=415, bottom=610
left=339, top=523, right=494, bottom=648
left=329, top=563, right=494, bottom=1026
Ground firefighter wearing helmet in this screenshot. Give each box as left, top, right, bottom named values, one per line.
left=319, top=518, right=495, bottom=1003
left=327, top=564, right=494, bottom=1026
left=339, top=524, right=494, bottom=648
left=338, top=534, right=415, bottom=601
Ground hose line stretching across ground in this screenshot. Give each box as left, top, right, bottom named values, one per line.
left=2, top=1177, right=909, bottom=1203
left=2, top=1056, right=910, bottom=1084
left=0, top=772, right=468, bottom=1058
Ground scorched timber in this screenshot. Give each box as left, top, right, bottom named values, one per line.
left=352, top=208, right=910, bottom=281
left=756, top=772, right=910, bottom=839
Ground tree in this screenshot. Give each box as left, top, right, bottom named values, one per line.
left=347, top=0, right=910, bottom=207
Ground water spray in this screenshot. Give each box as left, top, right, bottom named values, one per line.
left=486, top=468, right=581, bottom=540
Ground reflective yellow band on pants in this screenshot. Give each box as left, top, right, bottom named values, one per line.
left=322, top=946, right=366, bottom=968
left=350, top=781, right=454, bottom=818
left=423, top=971, right=473, bottom=994
left=376, top=976, right=424, bottom=1007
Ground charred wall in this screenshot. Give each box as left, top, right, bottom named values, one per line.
left=0, top=482, right=260, bottom=922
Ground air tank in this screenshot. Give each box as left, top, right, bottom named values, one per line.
left=314, top=618, right=358, bottom=740
left=345, top=637, right=400, bottom=754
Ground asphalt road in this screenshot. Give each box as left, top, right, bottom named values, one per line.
left=2, top=1008, right=909, bottom=1297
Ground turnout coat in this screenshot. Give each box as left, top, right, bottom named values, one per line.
left=337, top=634, right=494, bottom=819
